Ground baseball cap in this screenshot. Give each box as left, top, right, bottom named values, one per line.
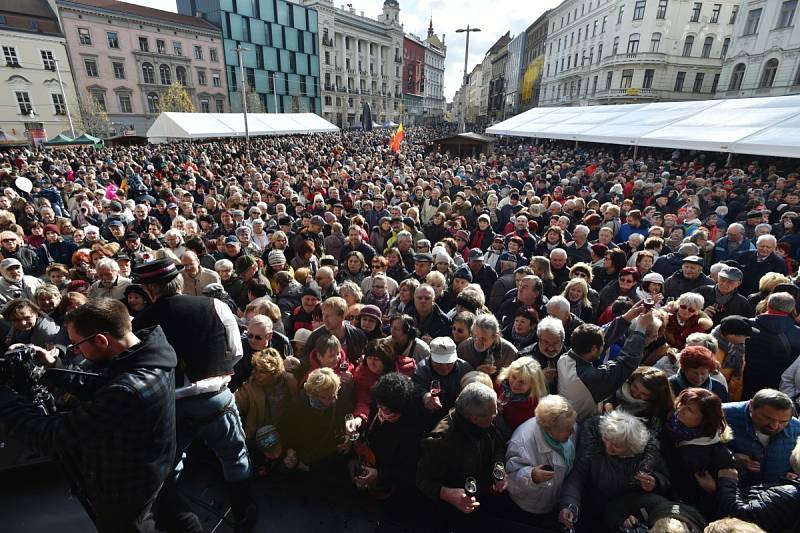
left=453, top=264, right=473, bottom=282
left=682, top=255, right=704, bottom=265
left=225, top=235, right=240, bottom=244
left=429, top=337, right=458, bottom=364
left=0, top=258, right=22, bottom=270
left=718, top=266, right=743, bottom=281
left=468, top=248, right=484, bottom=261
left=413, top=253, right=433, bottom=263
left=310, top=215, right=326, bottom=226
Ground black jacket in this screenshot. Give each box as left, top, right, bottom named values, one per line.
left=0, top=327, right=176, bottom=523
left=365, top=403, right=423, bottom=491
left=716, top=477, right=800, bottom=532
left=696, top=285, right=754, bottom=323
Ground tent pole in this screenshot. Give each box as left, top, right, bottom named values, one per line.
left=633, top=144, right=639, bottom=160
left=726, top=152, right=733, bottom=166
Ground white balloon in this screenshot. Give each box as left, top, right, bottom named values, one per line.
left=14, top=177, right=32, bottom=193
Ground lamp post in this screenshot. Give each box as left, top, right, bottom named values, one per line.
left=53, top=58, right=75, bottom=138
left=455, top=25, right=480, bottom=134
left=232, top=45, right=250, bottom=145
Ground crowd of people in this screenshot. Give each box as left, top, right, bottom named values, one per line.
left=0, top=127, right=799, bottom=533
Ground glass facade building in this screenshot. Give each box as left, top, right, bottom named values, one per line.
left=177, top=0, right=320, bottom=113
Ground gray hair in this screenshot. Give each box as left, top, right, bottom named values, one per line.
left=573, top=224, right=589, bottom=236
left=247, top=314, right=273, bottom=333
left=598, top=410, right=650, bottom=456
left=757, top=234, right=777, bottom=247
left=396, top=230, right=412, bottom=242
left=751, top=388, right=793, bottom=411
left=455, top=382, right=497, bottom=418
left=709, top=263, right=725, bottom=276
left=534, top=394, right=577, bottom=433
left=215, top=259, right=234, bottom=272
left=676, top=292, right=704, bottom=310
left=686, top=332, right=718, bottom=353
left=144, top=274, right=184, bottom=298
left=473, top=313, right=500, bottom=335
left=416, top=283, right=436, bottom=299
left=550, top=248, right=568, bottom=259
left=767, top=292, right=795, bottom=313
left=339, top=280, right=363, bottom=300
left=546, top=295, right=570, bottom=315
left=537, top=316, right=565, bottom=339
left=728, top=223, right=745, bottom=234
left=95, top=257, right=119, bottom=273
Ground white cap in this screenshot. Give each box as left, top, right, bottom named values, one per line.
left=429, top=337, right=457, bottom=364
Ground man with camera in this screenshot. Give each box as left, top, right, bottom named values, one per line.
left=0, top=298, right=178, bottom=532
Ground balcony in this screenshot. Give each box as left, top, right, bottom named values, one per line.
left=394, top=55, right=402, bottom=63
left=322, top=37, right=334, bottom=47
left=324, top=83, right=334, bottom=91
left=594, top=87, right=658, bottom=99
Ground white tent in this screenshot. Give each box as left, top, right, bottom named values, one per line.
left=146, top=112, right=339, bottom=143
left=486, top=95, right=800, bottom=158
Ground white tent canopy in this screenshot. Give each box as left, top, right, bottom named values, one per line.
left=486, top=95, right=800, bottom=158
left=146, top=112, right=339, bottom=143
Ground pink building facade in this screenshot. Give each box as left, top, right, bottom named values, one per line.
left=57, top=0, right=228, bottom=136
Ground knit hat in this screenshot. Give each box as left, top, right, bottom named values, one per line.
left=293, top=328, right=312, bottom=346
left=234, top=254, right=258, bottom=274
left=590, top=243, right=608, bottom=257
left=254, top=425, right=281, bottom=452
left=359, top=304, right=383, bottom=321
left=453, top=264, right=473, bottom=282
left=302, top=286, right=321, bottom=300
left=43, top=224, right=60, bottom=235
left=267, top=249, right=286, bottom=267
left=468, top=248, right=484, bottom=261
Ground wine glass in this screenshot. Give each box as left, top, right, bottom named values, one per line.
left=540, top=464, right=554, bottom=488
left=343, top=413, right=359, bottom=442
left=339, top=360, right=350, bottom=373
left=492, top=462, right=506, bottom=482
left=464, top=477, right=477, bottom=497
left=430, top=379, right=441, bottom=397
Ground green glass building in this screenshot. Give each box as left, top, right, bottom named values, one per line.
left=177, top=0, right=320, bottom=113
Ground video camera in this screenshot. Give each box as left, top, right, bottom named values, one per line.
left=0, top=344, right=54, bottom=413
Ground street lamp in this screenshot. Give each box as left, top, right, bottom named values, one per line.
left=231, top=45, right=250, bottom=145
left=53, top=58, right=76, bottom=138
left=455, top=25, right=480, bottom=134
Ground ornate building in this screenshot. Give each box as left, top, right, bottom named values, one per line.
left=422, top=20, right=446, bottom=122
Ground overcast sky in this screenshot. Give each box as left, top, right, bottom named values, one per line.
left=124, top=0, right=560, bottom=101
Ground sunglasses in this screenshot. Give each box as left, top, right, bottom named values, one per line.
left=246, top=332, right=268, bottom=341
left=679, top=305, right=697, bottom=313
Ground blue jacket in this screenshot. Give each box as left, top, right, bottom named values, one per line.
left=712, top=236, right=755, bottom=264
left=615, top=220, right=650, bottom=244
left=723, top=401, right=800, bottom=485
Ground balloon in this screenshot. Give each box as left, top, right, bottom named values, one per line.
left=14, top=177, right=32, bottom=193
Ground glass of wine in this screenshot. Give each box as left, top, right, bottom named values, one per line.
left=430, top=379, right=441, bottom=398
left=540, top=464, right=554, bottom=488
left=343, top=413, right=359, bottom=442
left=339, top=360, right=350, bottom=373
left=464, top=477, right=477, bottom=498
left=492, top=462, right=506, bottom=482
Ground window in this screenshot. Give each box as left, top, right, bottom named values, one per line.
left=157, top=40, right=166, bottom=54
left=197, top=70, right=207, bottom=85
left=176, top=66, right=187, bottom=86
left=795, top=65, right=800, bottom=86
left=729, top=63, right=745, bottom=90
left=216, top=99, right=224, bottom=113
left=711, top=73, right=720, bottom=93
left=759, top=58, right=779, bottom=88
left=78, top=28, right=91, bottom=45
left=650, top=32, right=662, bottom=52
left=620, top=69, right=634, bottom=88
left=173, top=42, right=183, bottom=56
left=605, top=71, right=613, bottom=89
left=682, top=35, right=694, bottom=56
left=147, top=93, right=159, bottom=114
left=617, top=4, right=624, bottom=24
left=3, top=46, right=18, bottom=66
left=691, top=2, right=702, bottom=22
left=200, top=100, right=210, bottom=113
left=118, top=94, right=132, bottom=113
left=142, top=62, right=155, bottom=84
left=592, top=75, right=598, bottom=95
left=730, top=5, right=739, bottom=24
left=212, top=73, right=221, bottom=87
left=627, top=33, right=640, bottom=55
left=602, top=15, right=607, bottom=32
left=710, top=4, right=721, bottom=23
left=613, top=36, right=619, bottom=55
left=598, top=43, right=603, bottom=61
left=104, top=32, right=119, bottom=50
left=40, top=50, right=55, bottom=70
left=210, top=48, right=218, bottom=62
left=84, top=58, right=98, bottom=77
left=777, top=0, right=797, bottom=28
left=91, top=91, right=106, bottom=112
left=51, top=93, right=66, bottom=114
left=324, top=51, right=330, bottom=65
left=194, top=45, right=203, bottom=60
left=159, top=64, right=171, bottom=85
left=633, top=0, right=646, bottom=20
left=15, top=91, right=32, bottom=114
left=702, top=36, right=713, bottom=58
left=674, top=71, right=686, bottom=91
left=692, top=72, right=705, bottom=92
left=656, top=0, right=668, bottom=19
left=643, top=68, right=655, bottom=88
left=113, top=61, right=125, bottom=79
left=721, top=38, right=730, bottom=59
left=593, top=20, right=598, bottom=35
left=139, top=37, right=149, bottom=52
left=744, top=8, right=762, bottom=35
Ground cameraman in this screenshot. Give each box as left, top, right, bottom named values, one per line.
left=0, top=298, right=177, bottom=532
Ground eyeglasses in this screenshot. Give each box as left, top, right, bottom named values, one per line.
left=679, top=305, right=698, bottom=313
left=67, top=333, right=100, bottom=353
left=246, top=332, right=268, bottom=341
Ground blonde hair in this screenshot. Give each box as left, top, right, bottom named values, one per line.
left=534, top=394, right=577, bottom=433
left=251, top=348, right=284, bottom=377
left=321, top=296, right=348, bottom=316
left=758, top=272, right=790, bottom=294
left=704, top=518, right=765, bottom=533
left=651, top=518, right=690, bottom=533
left=303, top=367, right=340, bottom=400
left=497, top=356, right=548, bottom=403
left=562, top=278, right=591, bottom=307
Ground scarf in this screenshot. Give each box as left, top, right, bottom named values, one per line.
left=616, top=382, right=651, bottom=416
left=666, top=411, right=705, bottom=443
left=712, top=326, right=745, bottom=377
left=714, top=286, right=735, bottom=307
left=500, top=380, right=531, bottom=404
left=569, top=299, right=584, bottom=317
left=543, top=429, right=575, bottom=469
left=308, top=396, right=330, bottom=411
left=675, top=370, right=712, bottom=392
left=511, top=328, right=537, bottom=349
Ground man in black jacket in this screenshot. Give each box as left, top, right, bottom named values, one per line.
left=0, top=299, right=177, bottom=532
left=697, top=266, right=754, bottom=324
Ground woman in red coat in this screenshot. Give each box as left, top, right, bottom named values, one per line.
left=495, top=356, right=549, bottom=434
left=352, top=339, right=415, bottom=424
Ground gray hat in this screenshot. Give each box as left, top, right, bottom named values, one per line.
left=429, top=337, right=458, bottom=364
left=310, top=215, right=326, bottom=226
left=0, top=258, right=22, bottom=270
left=718, top=266, right=743, bottom=281
left=682, top=255, right=704, bottom=265
left=677, top=242, right=700, bottom=256
left=254, top=425, right=281, bottom=452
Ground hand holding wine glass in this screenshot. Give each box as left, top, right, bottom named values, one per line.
left=532, top=464, right=555, bottom=486
left=492, top=462, right=507, bottom=493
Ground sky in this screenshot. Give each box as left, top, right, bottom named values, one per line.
left=124, top=0, right=561, bottom=102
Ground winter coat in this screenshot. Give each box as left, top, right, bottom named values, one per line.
left=716, top=477, right=800, bottom=532
left=234, top=372, right=298, bottom=440
left=743, top=313, right=800, bottom=400
left=0, top=275, right=42, bottom=307
left=5, top=315, right=68, bottom=351
left=696, top=285, right=755, bottom=323
left=663, top=271, right=714, bottom=300
left=669, top=372, right=729, bottom=402
left=412, top=356, right=473, bottom=430
left=407, top=303, right=452, bottom=340
left=664, top=310, right=713, bottom=350
left=353, top=356, right=415, bottom=421
left=738, top=251, right=789, bottom=295
left=712, top=236, right=755, bottom=264
left=275, top=281, right=304, bottom=319
left=457, top=337, right=518, bottom=377
left=779, top=355, right=800, bottom=405
left=36, top=239, right=78, bottom=268
left=363, top=403, right=423, bottom=492
left=652, top=252, right=689, bottom=279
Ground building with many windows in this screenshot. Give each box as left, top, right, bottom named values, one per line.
left=519, top=11, right=551, bottom=111
left=422, top=20, right=446, bottom=122
left=539, top=0, right=738, bottom=106
left=402, top=34, right=424, bottom=124
left=58, top=0, right=227, bottom=136
left=719, top=0, right=800, bottom=97
left=178, top=0, right=320, bottom=115
left=298, top=0, right=404, bottom=127
left=1, top=0, right=80, bottom=144
left=504, top=32, right=526, bottom=117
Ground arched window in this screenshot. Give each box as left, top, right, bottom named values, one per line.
left=650, top=32, right=662, bottom=52
left=682, top=35, right=694, bottom=57
left=176, top=66, right=187, bottom=86
left=142, top=62, right=155, bottom=84
left=729, top=63, right=746, bottom=90
left=159, top=64, right=171, bottom=85
left=701, top=36, right=713, bottom=58
left=626, top=33, right=640, bottom=55
left=147, top=92, right=159, bottom=114
left=759, top=58, right=779, bottom=88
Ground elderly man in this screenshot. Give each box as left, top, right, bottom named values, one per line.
left=697, top=266, right=754, bottom=324
left=457, top=314, right=517, bottom=377
left=550, top=248, right=570, bottom=288
left=230, top=314, right=292, bottom=391
left=466, top=248, right=498, bottom=297
left=408, top=283, right=452, bottom=343
left=565, top=225, right=591, bottom=266
left=88, top=258, right=132, bottom=300
left=0, top=230, right=42, bottom=277
left=180, top=250, right=221, bottom=297
left=413, top=336, right=474, bottom=429
left=652, top=242, right=699, bottom=279
left=526, top=316, right=567, bottom=394
left=0, top=257, right=43, bottom=305
left=739, top=234, right=788, bottom=295
left=395, top=230, right=416, bottom=272
left=743, top=292, right=800, bottom=400
left=498, top=275, right=546, bottom=328
left=546, top=295, right=584, bottom=342
left=314, top=265, right=339, bottom=299
left=417, top=382, right=506, bottom=528
left=712, top=223, right=755, bottom=263
left=724, top=389, right=800, bottom=486
left=663, top=255, right=714, bottom=299
left=412, top=252, right=434, bottom=283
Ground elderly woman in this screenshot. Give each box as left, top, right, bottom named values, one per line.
left=559, top=410, right=670, bottom=532
left=388, top=314, right=430, bottom=363
left=665, top=293, right=713, bottom=350
left=456, top=314, right=518, bottom=377
left=668, top=345, right=729, bottom=402
left=503, top=307, right=538, bottom=353
left=636, top=272, right=664, bottom=308
left=561, top=277, right=595, bottom=323
left=546, top=295, right=584, bottom=342
left=163, top=229, right=186, bottom=258
left=2, top=298, right=67, bottom=351
left=506, top=395, right=577, bottom=527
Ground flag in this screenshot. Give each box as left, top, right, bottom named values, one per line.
left=390, top=123, right=404, bottom=153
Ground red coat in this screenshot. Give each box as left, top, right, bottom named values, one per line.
left=494, top=382, right=537, bottom=433
left=353, top=356, right=416, bottom=421
left=301, top=348, right=353, bottom=386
